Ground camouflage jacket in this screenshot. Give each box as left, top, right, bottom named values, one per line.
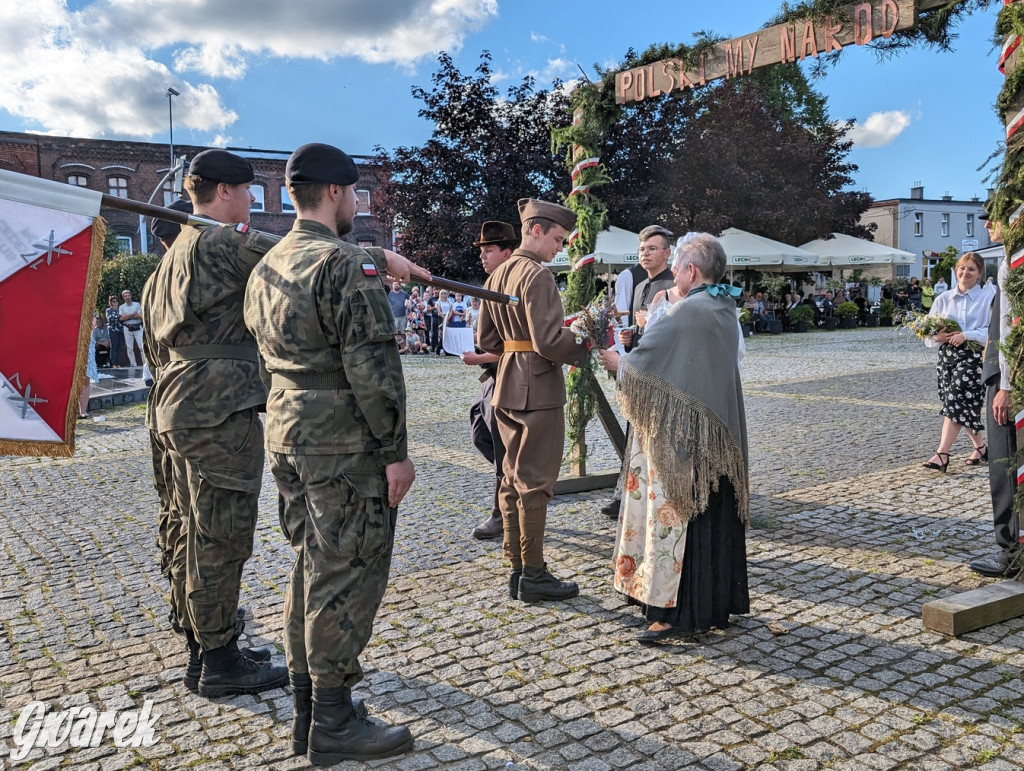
left=243, top=219, right=407, bottom=463
left=148, top=222, right=277, bottom=430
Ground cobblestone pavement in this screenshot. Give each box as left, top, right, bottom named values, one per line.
left=4, top=328, right=1024, bottom=770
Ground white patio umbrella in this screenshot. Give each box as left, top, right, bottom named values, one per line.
left=544, top=225, right=640, bottom=271
left=717, top=227, right=820, bottom=271
left=799, top=232, right=916, bottom=266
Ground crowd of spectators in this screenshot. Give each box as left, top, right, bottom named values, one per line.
left=389, top=283, right=482, bottom=356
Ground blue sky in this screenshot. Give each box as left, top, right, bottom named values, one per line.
left=2, top=1, right=1004, bottom=202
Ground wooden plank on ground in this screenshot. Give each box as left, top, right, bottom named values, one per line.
left=554, top=472, right=619, bottom=496
left=922, top=580, right=1024, bottom=637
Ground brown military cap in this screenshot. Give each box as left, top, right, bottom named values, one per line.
left=517, top=198, right=577, bottom=231
left=188, top=149, right=254, bottom=184
left=473, top=221, right=517, bottom=247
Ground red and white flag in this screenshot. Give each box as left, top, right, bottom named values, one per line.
left=0, top=170, right=104, bottom=457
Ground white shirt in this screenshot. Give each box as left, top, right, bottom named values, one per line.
left=924, top=282, right=993, bottom=348
left=614, top=270, right=634, bottom=319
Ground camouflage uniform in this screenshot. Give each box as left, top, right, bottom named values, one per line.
left=141, top=275, right=177, bottom=602
left=243, top=219, right=407, bottom=689
left=148, top=221, right=277, bottom=651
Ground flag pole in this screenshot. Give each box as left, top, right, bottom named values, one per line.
left=99, top=192, right=519, bottom=306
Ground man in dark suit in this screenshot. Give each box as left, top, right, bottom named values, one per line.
left=972, top=212, right=1019, bottom=577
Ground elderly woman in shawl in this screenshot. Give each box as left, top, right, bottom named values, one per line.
left=597, top=233, right=750, bottom=643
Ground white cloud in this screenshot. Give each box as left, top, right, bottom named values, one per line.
left=1, top=0, right=498, bottom=138
left=531, top=32, right=548, bottom=43
left=844, top=110, right=912, bottom=149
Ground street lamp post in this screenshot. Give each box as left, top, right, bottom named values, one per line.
left=166, top=87, right=180, bottom=170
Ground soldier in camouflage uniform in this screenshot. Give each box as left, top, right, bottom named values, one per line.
left=147, top=150, right=287, bottom=698
left=244, top=143, right=416, bottom=765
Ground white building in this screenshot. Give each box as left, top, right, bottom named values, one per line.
left=859, top=184, right=992, bottom=280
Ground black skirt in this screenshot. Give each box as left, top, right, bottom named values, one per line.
left=628, top=478, right=750, bottom=633
left=936, top=343, right=985, bottom=432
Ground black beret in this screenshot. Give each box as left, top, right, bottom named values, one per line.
left=286, top=143, right=359, bottom=186
left=152, top=198, right=193, bottom=241
left=188, top=149, right=254, bottom=184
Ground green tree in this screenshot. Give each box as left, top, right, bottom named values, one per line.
left=599, top=58, right=873, bottom=244
left=98, top=253, right=159, bottom=312
left=101, top=225, right=123, bottom=261
left=374, top=52, right=570, bottom=281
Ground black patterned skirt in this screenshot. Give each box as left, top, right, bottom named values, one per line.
left=936, top=343, right=985, bottom=432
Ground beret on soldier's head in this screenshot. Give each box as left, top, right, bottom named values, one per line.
left=188, top=149, right=254, bottom=184
left=152, top=198, right=193, bottom=241
left=286, top=143, right=359, bottom=186
left=517, top=198, right=576, bottom=231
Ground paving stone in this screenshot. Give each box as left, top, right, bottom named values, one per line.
left=7, top=334, right=1024, bottom=769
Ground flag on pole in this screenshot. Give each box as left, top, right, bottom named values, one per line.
left=0, top=170, right=105, bottom=457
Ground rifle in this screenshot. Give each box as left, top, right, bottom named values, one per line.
left=97, top=193, right=519, bottom=306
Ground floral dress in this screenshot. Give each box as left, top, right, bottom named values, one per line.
left=612, top=432, right=688, bottom=609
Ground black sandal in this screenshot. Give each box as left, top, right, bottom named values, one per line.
left=965, top=445, right=988, bottom=466
left=922, top=452, right=950, bottom=472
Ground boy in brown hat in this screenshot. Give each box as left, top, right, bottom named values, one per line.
left=462, top=221, right=518, bottom=540
left=476, top=199, right=589, bottom=602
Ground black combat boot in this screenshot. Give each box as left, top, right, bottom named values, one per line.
left=508, top=569, right=522, bottom=600
left=472, top=513, right=503, bottom=540
left=292, top=674, right=369, bottom=755
left=291, top=672, right=313, bottom=756
left=518, top=564, right=579, bottom=603
left=183, top=631, right=203, bottom=693
left=197, top=637, right=288, bottom=698
left=308, top=685, right=413, bottom=765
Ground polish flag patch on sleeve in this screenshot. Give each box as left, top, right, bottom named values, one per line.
left=235, top=223, right=249, bottom=233
left=361, top=262, right=378, bottom=277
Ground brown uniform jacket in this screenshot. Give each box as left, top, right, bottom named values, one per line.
left=477, top=248, right=588, bottom=411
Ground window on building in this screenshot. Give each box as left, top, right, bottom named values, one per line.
left=161, top=180, right=175, bottom=207
left=67, top=175, right=87, bottom=187
left=913, top=212, right=923, bottom=236
left=250, top=184, right=265, bottom=212
left=281, top=186, right=295, bottom=214
left=940, top=213, right=949, bottom=237
left=115, top=235, right=132, bottom=253
left=108, top=176, right=128, bottom=198
left=896, top=264, right=911, bottom=278
left=355, top=189, right=371, bottom=216
left=358, top=239, right=375, bottom=248
left=966, top=214, right=975, bottom=238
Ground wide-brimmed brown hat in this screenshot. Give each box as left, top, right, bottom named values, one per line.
left=473, top=221, right=517, bottom=247
left=517, top=198, right=577, bottom=231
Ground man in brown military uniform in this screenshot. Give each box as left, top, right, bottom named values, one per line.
left=244, top=143, right=415, bottom=765
left=476, top=199, right=589, bottom=603
left=147, top=149, right=287, bottom=698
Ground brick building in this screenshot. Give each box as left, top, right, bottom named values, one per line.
left=0, top=130, right=391, bottom=253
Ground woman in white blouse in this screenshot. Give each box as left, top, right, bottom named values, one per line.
left=922, top=252, right=994, bottom=471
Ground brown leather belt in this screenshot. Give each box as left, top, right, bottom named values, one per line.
left=503, top=340, right=533, bottom=353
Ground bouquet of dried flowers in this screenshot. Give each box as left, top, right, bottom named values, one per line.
left=564, top=295, right=617, bottom=349
left=899, top=310, right=982, bottom=351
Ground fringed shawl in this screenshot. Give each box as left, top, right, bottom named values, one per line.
left=618, top=288, right=749, bottom=525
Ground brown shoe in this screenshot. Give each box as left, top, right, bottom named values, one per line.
left=472, top=513, right=503, bottom=540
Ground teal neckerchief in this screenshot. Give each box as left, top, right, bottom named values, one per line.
left=686, top=283, right=742, bottom=299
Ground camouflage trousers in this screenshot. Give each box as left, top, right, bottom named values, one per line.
left=150, top=429, right=177, bottom=580
left=163, top=408, right=264, bottom=651
left=269, top=452, right=396, bottom=688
